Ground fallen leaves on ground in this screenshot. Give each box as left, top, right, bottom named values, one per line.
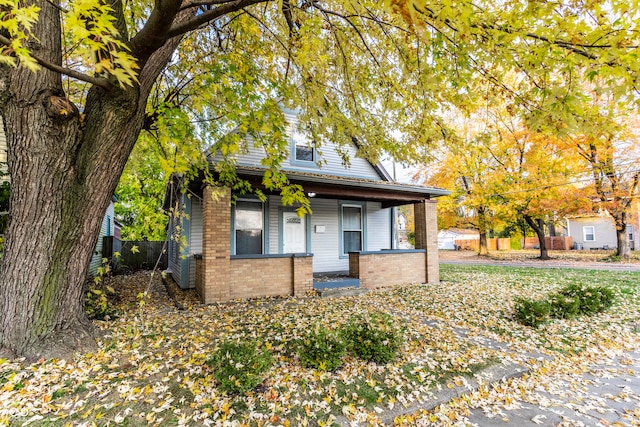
left=0, top=264, right=638, bottom=426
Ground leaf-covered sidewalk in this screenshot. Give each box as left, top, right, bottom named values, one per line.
left=1, top=264, right=639, bottom=426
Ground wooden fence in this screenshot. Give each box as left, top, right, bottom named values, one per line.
left=103, top=237, right=167, bottom=270
left=455, top=236, right=573, bottom=251
left=522, top=236, right=573, bottom=250
left=454, top=237, right=511, bottom=251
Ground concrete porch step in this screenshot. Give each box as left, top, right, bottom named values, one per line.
left=316, top=287, right=369, bottom=298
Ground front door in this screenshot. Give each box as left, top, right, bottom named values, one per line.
left=283, top=212, right=306, bottom=253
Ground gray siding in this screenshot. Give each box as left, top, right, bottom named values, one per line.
left=217, top=111, right=383, bottom=180
left=88, top=202, right=115, bottom=276
left=167, top=216, right=182, bottom=285
left=366, top=202, right=392, bottom=251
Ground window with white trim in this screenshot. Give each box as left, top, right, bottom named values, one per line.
left=628, top=225, right=633, bottom=240
left=583, top=226, right=595, bottom=242
left=234, top=201, right=263, bottom=255
left=342, top=205, right=363, bottom=254
left=292, top=129, right=315, bottom=162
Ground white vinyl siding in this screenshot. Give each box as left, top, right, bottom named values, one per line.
left=268, top=195, right=282, bottom=254
left=568, top=217, right=617, bottom=250
left=366, top=202, right=391, bottom=251
left=88, top=201, right=115, bottom=276
left=190, top=198, right=203, bottom=253
left=188, top=198, right=203, bottom=287
left=309, top=199, right=346, bottom=272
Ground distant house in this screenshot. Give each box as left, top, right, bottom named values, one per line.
left=166, top=108, right=449, bottom=303
left=437, top=228, right=479, bottom=250
left=567, top=207, right=639, bottom=250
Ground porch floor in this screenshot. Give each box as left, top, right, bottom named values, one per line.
left=312, top=272, right=360, bottom=289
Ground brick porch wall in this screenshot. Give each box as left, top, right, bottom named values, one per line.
left=349, top=251, right=426, bottom=289
left=229, top=255, right=313, bottom=299
left=414, top=200, right=439, bottom=283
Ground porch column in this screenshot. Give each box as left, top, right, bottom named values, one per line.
left=414, top=200, right=439, bottom=283
left=200, top=185, right=232, bottom=303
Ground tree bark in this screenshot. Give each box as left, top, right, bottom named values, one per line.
left=477, top=206, right=489, bottom=256
left=0, top=0, right=185, bottom=360
left=613, top=213, right=630, bottom=259
left=524, top=215, right=549, bottom=260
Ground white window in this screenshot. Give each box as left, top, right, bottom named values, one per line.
left=628, top=225, right=633, bottom=240
left=292, top=129, right=315, bottom=162
left=342, top=205, right=363, bottom=255
left=234, top=201, right=263, bottom=255
left=583, top=226, right=595, bottom=242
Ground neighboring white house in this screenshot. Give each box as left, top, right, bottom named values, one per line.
left=437, top=228, right=480, bottom=250
left=567, top=208, right=639, bottom=250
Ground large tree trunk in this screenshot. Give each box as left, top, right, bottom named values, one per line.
left=0, top=1, right=183, bottom=360
left=524, top=215, right=549, bottom=260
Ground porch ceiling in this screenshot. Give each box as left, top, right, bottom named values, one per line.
left=235, top=167, right=450, bottom=208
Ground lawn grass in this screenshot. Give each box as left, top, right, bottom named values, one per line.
left=1, top=265, right=638, bottom=426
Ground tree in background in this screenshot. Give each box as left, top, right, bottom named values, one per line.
left=417, top=131, right=497, bottom=255
left=573, top=104, right=640, bottom=258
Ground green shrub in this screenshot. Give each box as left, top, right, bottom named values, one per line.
left=515, top=284, right=615, bottom=328
left=342, top=312, right=404, bottom=364
left=553, top=284, right=615, bottom=316
left=514, top=298, right=551, bottom=328
left=548, top=293, right=581, bottom=319
left=207, top=340, right=272, bottom=394
left=298, top=325, right=347, bottom=371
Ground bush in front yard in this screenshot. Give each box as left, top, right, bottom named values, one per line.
left=298, top=325, right=347, bottom=371
left=514, top=298, right=551, bottom=328
left=207, top=340, right=272, bottom=394
left=342, top=312, right=404, bottom=364
left=515, top=284, right=615, bottom=327
left=552, top=284, right=615, bottom=316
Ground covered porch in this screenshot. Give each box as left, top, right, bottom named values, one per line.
left=195, top=170, right=444, bottom=304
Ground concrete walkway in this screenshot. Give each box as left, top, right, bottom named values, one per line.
left=439, top=251, right=640, bottom=272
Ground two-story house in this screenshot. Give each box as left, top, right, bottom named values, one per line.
left=166, top=109, right=449, bottom=303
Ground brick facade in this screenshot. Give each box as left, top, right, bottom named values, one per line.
left=349, top=251, right=426, bottom=289
left=200, top=186, right=232, bottom=302
left=198, top=185, right=313, bottom=303
left=413, top=200, right=439, bottom=283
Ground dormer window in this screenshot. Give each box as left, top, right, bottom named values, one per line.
left=292, top=129, right=315, bottom=163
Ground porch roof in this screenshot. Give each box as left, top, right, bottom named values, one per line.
left=235, top=167, right=450, bottom=208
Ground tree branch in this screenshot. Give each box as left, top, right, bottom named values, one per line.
left=129, top=0, right=183, bottom=62
left=167, top=0, right=272, bottom=38
left=0, top=35, right=111, bottom=89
